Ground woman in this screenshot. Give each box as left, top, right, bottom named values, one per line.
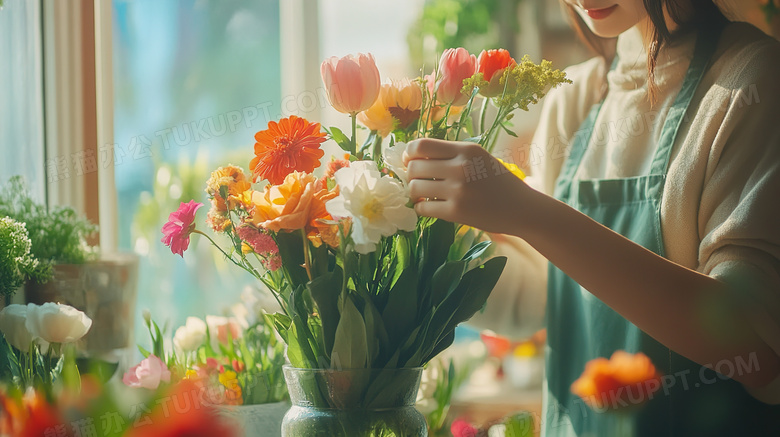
left=404, top=0, right=780, bottom=435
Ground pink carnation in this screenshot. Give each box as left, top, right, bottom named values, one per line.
left=262, top=253, right=282, bottom=272
left=161, top=200, right=204, bottom=257
left=123, top=354, right=171, bottom=390
left=236, top=225, right=278, bottom=254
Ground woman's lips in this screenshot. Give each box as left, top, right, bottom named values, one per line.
left=586, top=4, right=618, bottom=19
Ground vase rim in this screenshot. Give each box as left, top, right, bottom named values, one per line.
left=282, top=364, right=424, bottom=371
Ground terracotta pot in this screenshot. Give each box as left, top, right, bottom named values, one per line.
left=25, top=253, right=139, bottom=353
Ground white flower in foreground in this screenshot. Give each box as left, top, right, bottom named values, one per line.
left=25, top=302, right=92, bottom=344
left=0, top=304, right=36, bottom=352
left=326, top=161, right=418, bottom=254
left=173, top=316, right=207, bottom=352
left=384, top=141, right=409, bottom=184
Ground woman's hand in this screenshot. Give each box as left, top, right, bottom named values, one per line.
left=403, top=138, right=531, bottom=235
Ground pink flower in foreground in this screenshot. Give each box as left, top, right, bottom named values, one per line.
left=436, top=48, right=477, bottom=106
left=161, top=200, right=204, bottom=257
left=123, top=354, right=171, bottom=390
left=451, top=418, right=479, bottom=437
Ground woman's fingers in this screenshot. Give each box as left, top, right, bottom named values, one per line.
left=408, top=179, right=450, bottom=203
left=407, top=158, right=459, bottom=181
left=404, top=138, right=460, bottom=164
left=413, top=198, right=451, bottom=220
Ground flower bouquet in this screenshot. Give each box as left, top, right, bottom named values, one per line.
left=162, top=47, right=568, bottom=436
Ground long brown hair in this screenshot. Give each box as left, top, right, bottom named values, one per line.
left=560, top=0, right=728, bottom=102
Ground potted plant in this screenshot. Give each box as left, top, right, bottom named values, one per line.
left=0, top=176, right=139, bottom=355
left=0, top=216, right=50, bottom=301
left=123, top=296, right=290, bottom=437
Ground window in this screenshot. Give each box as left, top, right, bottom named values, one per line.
left=0, top=0, right=46, bottom=201
left=112, top=0, right=281, bottom=333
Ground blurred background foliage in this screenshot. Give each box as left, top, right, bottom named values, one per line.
left=407, top=0, right=523, bottom=67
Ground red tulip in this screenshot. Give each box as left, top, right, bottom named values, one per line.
left=435, top=48, right=476, bottom=106
left=321, top=53, right=381, bottom=114
left=477, top=49, right=517, bottom=97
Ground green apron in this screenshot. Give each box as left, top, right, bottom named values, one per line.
left=544, top=23, right=780, bottom=437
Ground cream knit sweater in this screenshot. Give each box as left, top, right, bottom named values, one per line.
left=472, top=22, right=780, bottom=400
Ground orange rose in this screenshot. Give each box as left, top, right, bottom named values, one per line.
left=251, top=172, right=340, bottom=246
left=571, top=351, right=663, bottom=411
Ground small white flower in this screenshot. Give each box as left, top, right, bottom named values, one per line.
left=326, top=161, right=418, bottom=254
left=25, top=303, right=92, bottom=344
left=0, top=304, right=37, bottom=352
left=173, top=316, right=207, bottom=353
left=384, top=141, right=409, bottom=184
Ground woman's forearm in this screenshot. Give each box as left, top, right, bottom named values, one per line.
left=515, top=186, right=780, bottom=388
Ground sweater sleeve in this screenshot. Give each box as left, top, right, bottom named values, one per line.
left=467, top=57, right=606, bottom=338
left=695, top=36, right=780, bottom=402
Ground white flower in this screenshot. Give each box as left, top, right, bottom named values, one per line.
left=326, top=161, right=418, bottom=254
left=173, top=316, right=207, bottom=352
left=24, top=303, right=92, bottom=344
left=384, top=141, right=409, bottom=184
left=0, top=304, right=37, bottom=352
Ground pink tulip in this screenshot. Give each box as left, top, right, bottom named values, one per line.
left=123, top=354, right=171, bottom=390
left=161, top=200, right=203, bottom=257
left=435, top=48, right=477, bottom=106
left=321, top=53, right=381, bottom=114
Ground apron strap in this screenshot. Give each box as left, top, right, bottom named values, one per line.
left=648, top=23, right=725, bottom=176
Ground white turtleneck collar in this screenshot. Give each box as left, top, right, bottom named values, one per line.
left=608, top=25, right=698, bottom=91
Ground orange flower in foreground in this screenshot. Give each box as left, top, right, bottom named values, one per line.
left=124, top=380, right=238, bottom=437
left=571, top=351, right=663, bottom=411
left=251, top=172, right=340, bottom=246
left=250, top=116, right=327, bottom=185
left=0, top=390, right=63, bottom=437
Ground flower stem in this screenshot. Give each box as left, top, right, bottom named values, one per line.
left=350, top=112, right=358, bottom=157
left=301, top=229, right=313, bottom=282
left=479, top=97, right=489, bottom=136
left=193, top=230, right=254, bottom=275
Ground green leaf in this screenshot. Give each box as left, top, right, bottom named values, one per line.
left=425, top=329, right=456, bottom=364
left=501, top=123, right=518, bottom=137
left=362, top=299, right=390, bottom=366
left=331, top=296, right=368, bottom=369
left=308, top=267, right=342, bottom=357
left=275, top=231, right=309, bottom=289
left=381, top=266, right=418, bottom=350
left=430, top=260, right=466, bottom=307
left=460, top=240, right=492, bottom=264
left=61, top=345, right=81, bottom=392
left=137, top=345, right=151, bottom=359
left=328, top=127, right=353, bottom=152
left=419, top=256, right=508, bottom=364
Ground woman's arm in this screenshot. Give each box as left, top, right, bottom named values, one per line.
left=405, top=138, right=780, bottom=388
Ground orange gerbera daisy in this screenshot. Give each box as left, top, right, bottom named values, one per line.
left=250, top=115, right=327, bottom=185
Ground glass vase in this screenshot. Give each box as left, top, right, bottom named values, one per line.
left=281, top=366, right=428, bottom=437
